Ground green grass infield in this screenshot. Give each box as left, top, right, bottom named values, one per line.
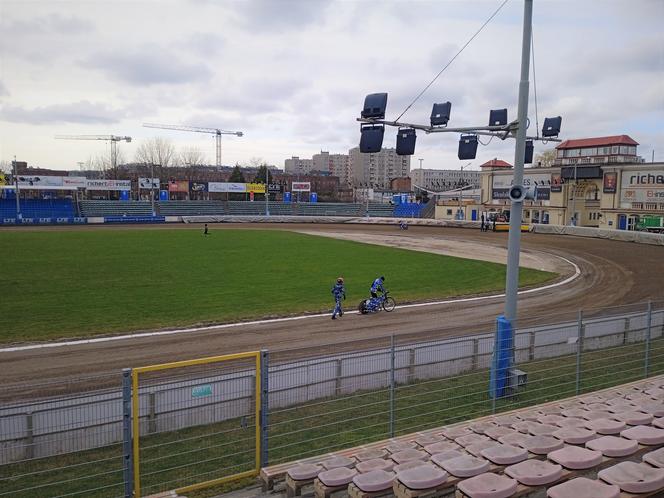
left=1, top=228, right=555, bottom=343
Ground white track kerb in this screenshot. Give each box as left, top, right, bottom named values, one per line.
left=0, top=255, right=580, bottom=353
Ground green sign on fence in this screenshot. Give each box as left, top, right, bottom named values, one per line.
left=192, top=384, right=213, bottom=398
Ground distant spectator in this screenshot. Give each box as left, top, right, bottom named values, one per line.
left=204, top=223, right=209, bottom=236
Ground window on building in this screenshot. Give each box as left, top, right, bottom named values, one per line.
left=611, top=146, right=619, bottom=154
left=632, top=202, right=643, bottom=209
left=446, top=209, right=453, bottom=215
left=645, top=202, right=658, bottom=210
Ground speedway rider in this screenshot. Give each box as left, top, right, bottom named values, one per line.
left=331, top=277, right=346, bottom=319
left=370, top=276, right=386, bottom=307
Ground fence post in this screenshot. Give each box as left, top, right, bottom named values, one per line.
left=623, top=318, right=630, bottom=345
left=335, top=359, right=343, bottom=395
left=148, top=392, right=156, bottom=434
left=408, top=348, right=416, bottom=382
left=25, top=412, right=34, bottom=460
left=471, top=338, right=480, bottom=370
left=122, top=368, right=134, bottom=498
left=260, top=350, right=269, bottom=468
left=575, top=311, right=584, bottom=395
left=389, top=335, right=396, bottom=438
left=645, top=302, right=652, bottom=378
left=529, top=331, right=536, bottom=361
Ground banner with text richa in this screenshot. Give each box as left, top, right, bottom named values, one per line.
left=86, top=179, right=131, bottom=191
left=292, top=181, right=311, bottom=192
left=208, top=182, right=246, bottom=193
left=620, top=169, right=664, bottom=206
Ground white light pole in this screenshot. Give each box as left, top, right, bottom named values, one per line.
left=13, top=156, right=21, bottom=220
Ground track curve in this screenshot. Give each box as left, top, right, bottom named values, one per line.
left=2, top=224, right=663, bottom=388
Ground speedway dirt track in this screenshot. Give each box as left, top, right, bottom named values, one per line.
left=3, top=224, right=663, bottom=389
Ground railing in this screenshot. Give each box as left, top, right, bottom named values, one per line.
left=1, top=300, right=663, bottom=496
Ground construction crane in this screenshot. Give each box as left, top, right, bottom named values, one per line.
left=55, top=135, right=132, bottom=171
left=142, top=123, right=243, bottom=169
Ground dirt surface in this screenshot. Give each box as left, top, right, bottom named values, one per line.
left=2, top=224, right=663, bottom=393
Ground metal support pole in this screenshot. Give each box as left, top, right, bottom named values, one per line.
left=150, top=163, right=155, bottom=217
left=260, top=350, right=269, bottom=468
left=265, top=170, right=270, bottom=217
left=25, top=412, right=34, bottom=459
left=389, top=335, right=396, bottom=438
left=575, top=311, right=584, bottom=395
left=13, top=157, right=21, bottom=220
left=504, top=0, right=533, bottom=323
left=122, top=368, right=134, bottom=498
left=645, top=301, right=652, bottom=378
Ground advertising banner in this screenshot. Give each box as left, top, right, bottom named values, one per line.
left=268, top=183, right=283, bottom=193
left=139, top=178, right=160, bottom=189
left=492, top=173, right=551, bottom=201
left=208, top=182, right=247, bottom=193
left=0, top=173, right=9, bottom=186
left=86, top=179, right=132, bottom=191
left=16, top=176, right=86, bottom=190
left=168, top=180, right=189, bottom=193
left=245, top=183, right=266, bottom=193
left=551, top=173, right=563, bottom=193
left=603, top=172, right=617, bottom=194
left=620, top=170, right=664, bottom=205
left=190, top=182, right=208, bottom=192
left=292, top=181, right=311, bottom=192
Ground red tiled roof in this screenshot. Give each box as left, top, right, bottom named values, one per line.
left=556, top=135, right=638, bottom=149
left=480, top=158, right=512, bottom=168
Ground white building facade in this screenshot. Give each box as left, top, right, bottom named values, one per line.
left=348, top=147, right=410, bottom=188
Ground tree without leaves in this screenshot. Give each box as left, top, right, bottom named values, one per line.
left=178, top=146, right=207, bottom=180
left=533, top=148, right=557, bottom=168
left=134, top=137, right=176, bottom=180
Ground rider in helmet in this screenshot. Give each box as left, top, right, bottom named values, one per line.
left=370, top=276, right=386, bottom=305
left=331, top=277, right=346, bottom=320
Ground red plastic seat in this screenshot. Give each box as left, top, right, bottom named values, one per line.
left=548, top=446, right=603, bottom=469
left=498, top=433, right=533, bottom=447
left=640, top=403, right=664, bottom=417
left=439, top=455, right=490, bottom=477
left=423, top=441, right=460, bottom=455
left=511, top=421, right=538, bottom=434
left=547, top=477, right=619, bottom=498
left=470, top=422, right=498, bottom=435
left=352, top=469, right=395, bottom=492
left=484, top=427, right=517, bottom=440
left=481, top=444, right=528, bottom=465
left=505, top=459, right=563, bottom=486
left=457, top=472, right=518, bottom=498
left=356, top=458, right=394, bottom=473
left=390, top=448, right=428, bottom=464
left=538, top=415, right=566, bottom=425
left=456, top=434, right=491, bottom=447
left=355, top=448, right=387, bottom=461
left=621, top=425, right=664, bottom=445
left=516, top=411, right=540, bottom=421
left=287, top=463, right=322, bottom=480
left=321, top=455, right=355, bottom=470
left=415, top=433, right=444, bottom=446
left=586, top=435, right=639, bottom=457
left=318, top=467, right=357, bottom=487
left=396, top=463, right=448, bottom=490
left=520, top=435, right=563, bottom=455
left=529, top=424, right=560, bottom=437
left=556, top=417, right=587, bottom=428
left=430, top=449, right=465, bottom=466
left=393, top=460, right=427, bottom=474
left=585, top=418, right=626, bottom=435
left=552, top=427, right=596, bottom=444
left=598, top=461, right=664, bottom=493
left=643, top=447, right=664, bottom=468
left=492, top=415, right=521, bottom=427
left=466, top=441, right=500, bottom=457
left=441, top=426, right=473, bottom=439
left=385, top=440, right=416, bottom=453
left=613, top=411, right=654, bottom=425
left=561, top=408, right=587, bottom=418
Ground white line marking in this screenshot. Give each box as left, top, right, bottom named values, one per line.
left=0, top=255, right=580, bottom=353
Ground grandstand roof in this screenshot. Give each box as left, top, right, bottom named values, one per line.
left=480, top=158, right=512, bottom=168
left=556, top=135, right=639, bottom=149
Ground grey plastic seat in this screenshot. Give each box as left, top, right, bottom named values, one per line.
left=498, top=433, right=533, bottom=447
left=470, top=422, right=498, bottom=435
left=598, top=461, right=664, bottom=493
left=356, top=458, right=394, bottom=473
left=317, top=467, right=357, bottom=487
left=653, top=417, right=664, bottom=429
left=552, top=427, right=596, bottom=444
left=423, top=441, right=460, bottom=455
left=582, top=410, right=617, bottom=421
left=355, top=448, right=387, bottom=461
left=456, top=472, right=518, bottom=498
left=430, top=450, right=466, bottom=466
left=547, top=477, right=619, bottom=498
left=439, top=455, right=490, bottom=477
left=586, top=435, right=638, bottom=457
left=539, top=405, right=564, bottom=416
left=390, top=448, right=428, bottom=464
left=538, top=415, right=565, bottom=425
left=548, top=446, right=603, bottom=469
left=640, top=403, right=664, bottom=417
left=621, top=425, right=664, bottom=445
left=321, top=455, right=354, bottom=470
left=512, top=421, right=539, bottom=434
left=580, top=395, right=607, bottom=404
left=556, top=417, right=587, bottom=428
left=492, top=415, right=520, bottom=427
left=520, top=435, right=563, bottom=455
left=505, top=459, right=563, bottom=486
left=395, top=463, right=448, bottom=490
left=393, top=460, right=427, bottom=473
left=288, top=463, right=322, bottom=480
left=481, top=444, right=528, bottom=465
left=517, top=411, right=540, bottom=421
left=585, top=417, right=626, bottom=435
left=442, top=426, right=473, bottom=439
left=561, top=408, right=587, bottom=418
left=351, top=469, right=395, bottom=492
left=585, top=403, right=613, bottom=412
left=385, top=440, right=416, bottom=453
left=643, top=447, right=664, bottom=468
left=484, top=427, right=517, bottom=440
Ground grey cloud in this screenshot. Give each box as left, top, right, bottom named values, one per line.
left=199, top=78, right=310, bottom=113
left=182, top=32, right=225, bottom=56
left=0, top=81, right=9, bottom=97
left=4, top=13, right=93, bottom=36
left=83, top=49, right=212, bottom=85
left=234, top=0, right=332, bottom=32
left=0, top=101, right=126, bottom=125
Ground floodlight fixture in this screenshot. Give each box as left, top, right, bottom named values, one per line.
left=430, top=102, right=452, bottom=127
left=396, top=128, right=417, bottom=156
left=458, top=134, right=479, bottom=160
left=361, top=93, right=388, bottom=119
left=524, top=140, right=534, bottom=164
left=489, top=109, right=508, bottom=126
left=359, top=124, right=385, bottom=153
left=542, top=116, right=562, bottom=137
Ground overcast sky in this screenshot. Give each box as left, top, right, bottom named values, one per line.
left=1, top=0, right=662, bottom=172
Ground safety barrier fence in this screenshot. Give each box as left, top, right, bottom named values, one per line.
left=1, top=300, right=663, bottom=497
